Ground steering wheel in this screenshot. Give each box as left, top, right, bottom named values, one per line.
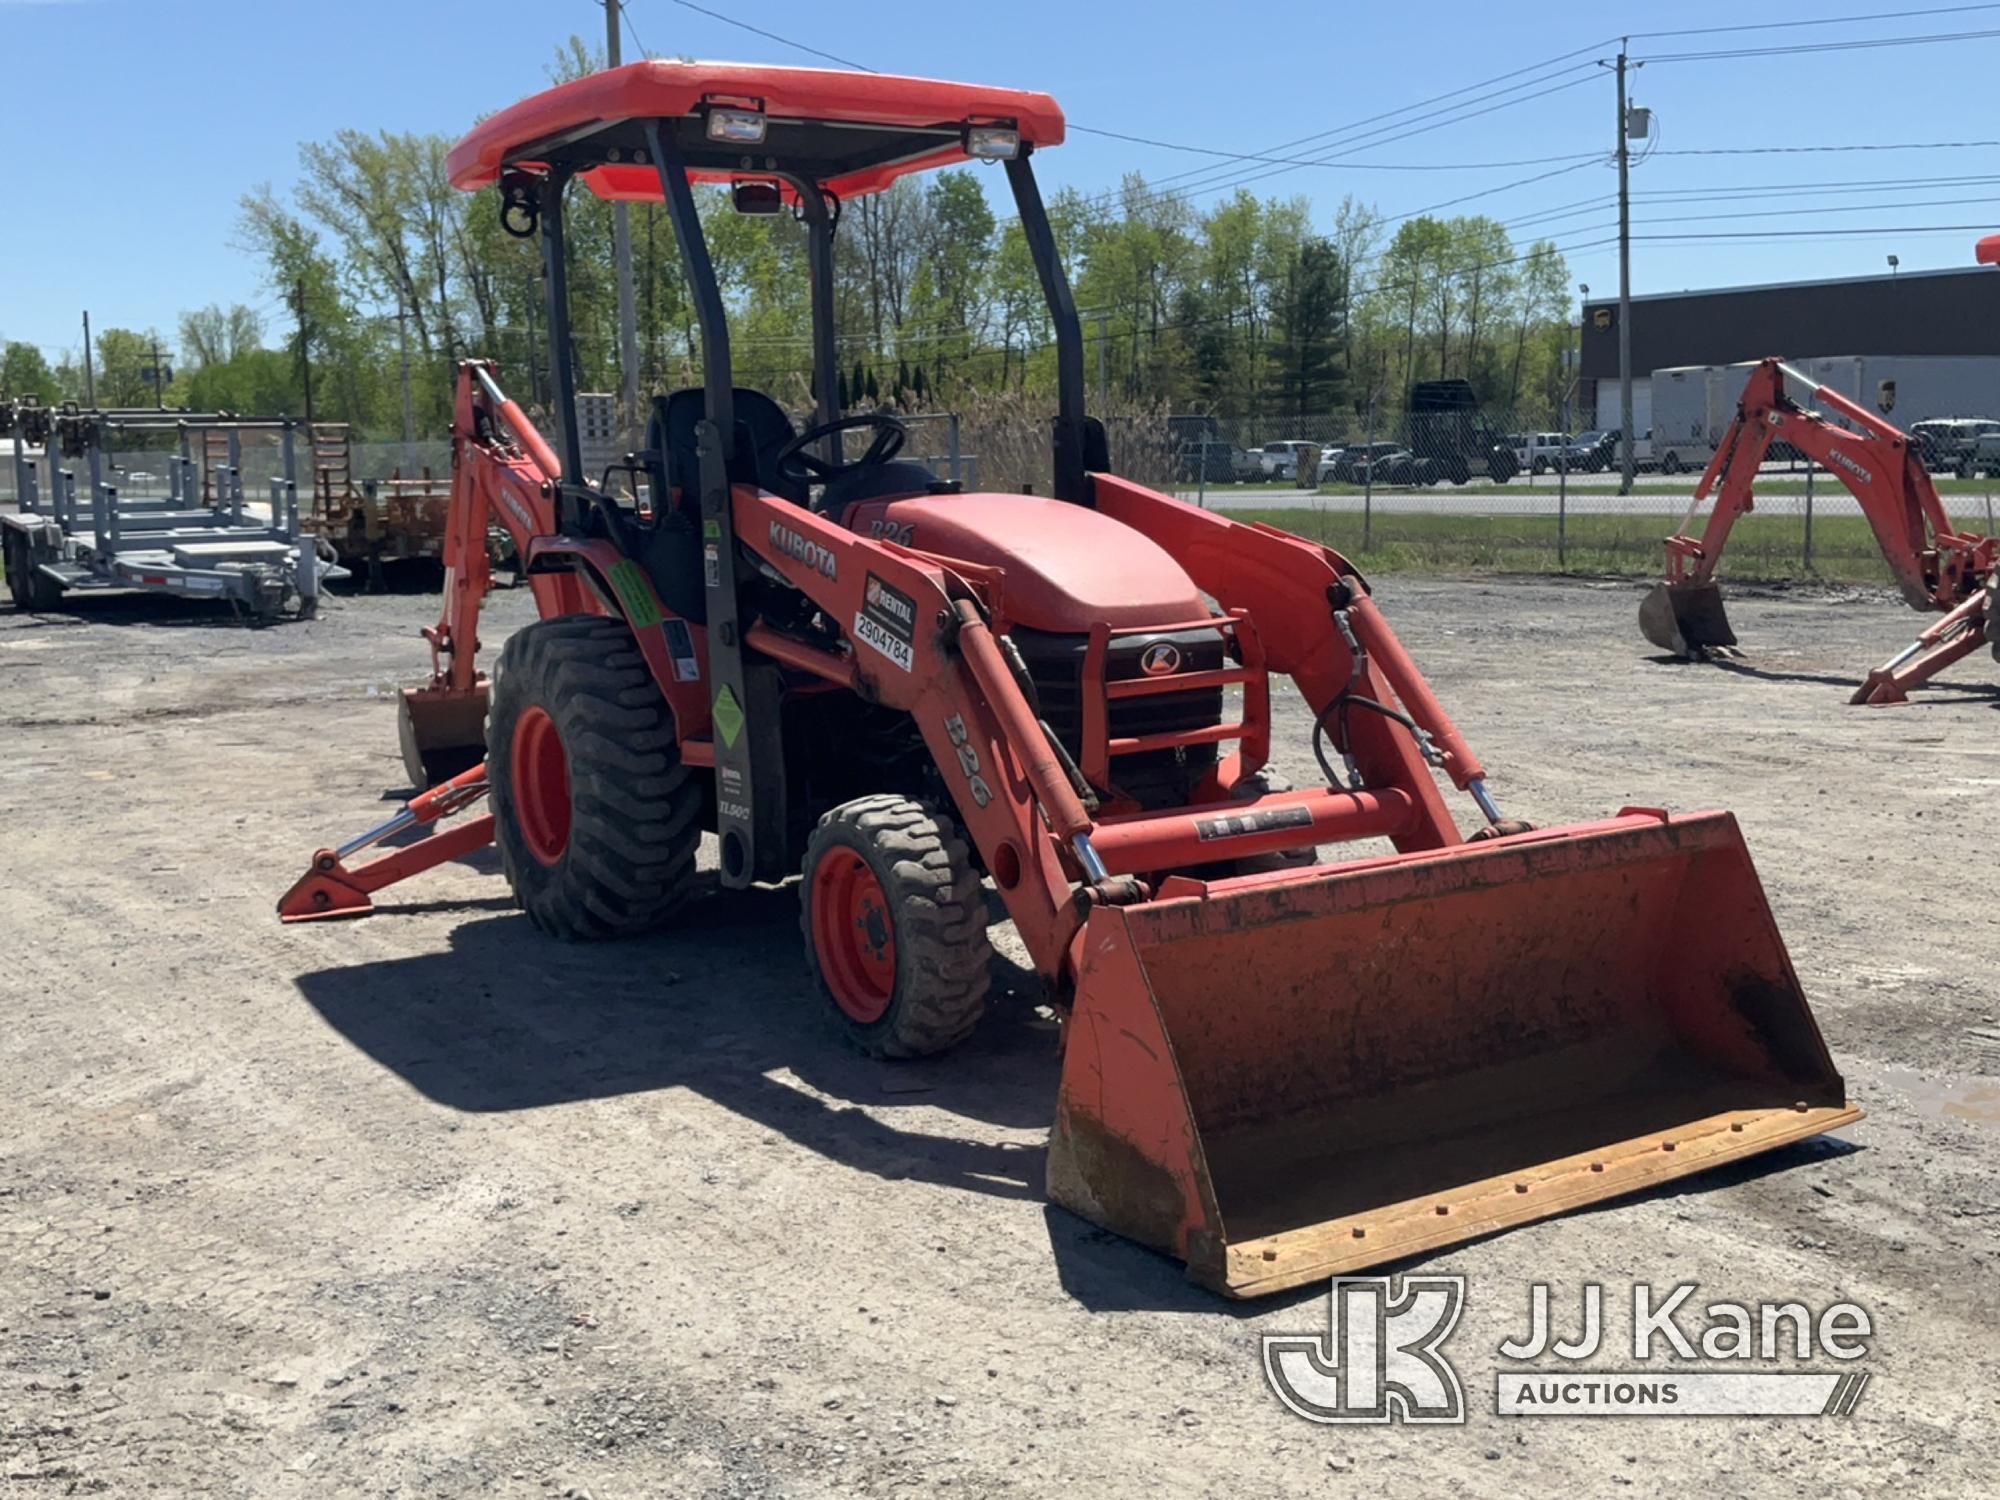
left=775, top=413, right=908, bottom=490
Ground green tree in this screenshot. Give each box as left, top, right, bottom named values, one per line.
left=1269, top=238, right=1347, bottom=419
left=0, top=343, right=59, bottom=402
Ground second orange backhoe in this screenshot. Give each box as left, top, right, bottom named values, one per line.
left=1642, top=355, right=1998, bottom=705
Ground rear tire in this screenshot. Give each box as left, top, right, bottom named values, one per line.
left=801, top=795, right=992, bottom=1059
left=3, top=531, right=62, bottom=611
left=488, top=614, right=704, bottom=939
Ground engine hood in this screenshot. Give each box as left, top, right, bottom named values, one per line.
left=842, top=492, right=1205, bottom=633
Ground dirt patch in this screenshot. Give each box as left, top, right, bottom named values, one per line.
left=1, top=575, right=1995, bottom=1496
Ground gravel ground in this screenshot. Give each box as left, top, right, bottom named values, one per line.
left=1, top=573, right=1995, bottom=1497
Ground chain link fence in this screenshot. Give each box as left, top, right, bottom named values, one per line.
left=1168, top=384, right=2000, bottom=585
left=13, top=380, right=1997, bottom=589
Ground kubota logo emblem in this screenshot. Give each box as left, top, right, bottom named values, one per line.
left=769, top=520, right=837, bottom=579
left=1139, top=642, right=1182, bottom=676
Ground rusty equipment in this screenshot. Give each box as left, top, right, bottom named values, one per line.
left=282, top=61, right=1859, bottom=1296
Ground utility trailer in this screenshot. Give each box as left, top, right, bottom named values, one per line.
left=2, top=401, right=345, bottom=620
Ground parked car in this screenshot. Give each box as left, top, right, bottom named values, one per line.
left=1514, top=432, right=1571, bottom=474
left=1563, top=430, right=1613, bottom=471
left=1965, top=428, right=2000, bottom=477
left=1176, top=440, right=1257, bottom=483
left=1257, top=439, right=1319, bottom=480
left=1322, top=445, right=1366, bottom=484
left=1323, top=441, right=1437, bottom=486
left=1909, top=418, right=2000, bottom=475
left=1570, top=428, right=1658, bottom=473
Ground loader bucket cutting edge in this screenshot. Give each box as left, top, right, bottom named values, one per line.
left=1640, top=581, right=1737, bottom=656
left=1046, top=811, right=1859, bottom=1298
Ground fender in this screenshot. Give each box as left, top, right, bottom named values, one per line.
left=526, top=534, right=710, bottom=741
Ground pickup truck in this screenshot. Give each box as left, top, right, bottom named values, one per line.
left=1512, top=432, right=1570, bottom=474
left=1256, top=439, right=1319, bottom=481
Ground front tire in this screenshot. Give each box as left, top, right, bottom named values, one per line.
left=488, top=614, right=704, bottom=939
left=801, top=795, right=992, bottom=1058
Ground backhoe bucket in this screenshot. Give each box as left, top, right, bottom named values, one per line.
left=397, top=683, right=490, bottom=788
left=1640, top=581, right=1737, bottom=656
left=1048, top=811, right=1858, bottom=1298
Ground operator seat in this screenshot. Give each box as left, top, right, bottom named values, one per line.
left=636, top=386, right=803, bottom=623
left=648, top=386, right=805, bottom=507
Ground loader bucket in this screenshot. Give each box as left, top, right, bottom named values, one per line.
left=1047, top=810, right=1859, bottom=1298
left=1640, top=581, right=1737, bottom=656
left=398, top=683, right=490, bottom=788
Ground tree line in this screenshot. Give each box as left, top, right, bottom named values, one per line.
left=1, top=40, right=1579, bottom=438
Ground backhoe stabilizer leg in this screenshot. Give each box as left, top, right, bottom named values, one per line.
left=278, top=765, right=494, bottom=922
left=1852, top=590, right=1992, bottom=704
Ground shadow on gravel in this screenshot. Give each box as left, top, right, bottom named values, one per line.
left=7, top=591, right=271, bottom=629
left=1648, top=651, right=2000, bottom=700
left=294, top=883, right=1058, bottom=1204
left=1042, top=1206, right=1325, bottom=1318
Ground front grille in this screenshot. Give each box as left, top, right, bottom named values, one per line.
left=1010, top=625, right=1225, bottom=809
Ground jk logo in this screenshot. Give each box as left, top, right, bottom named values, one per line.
left=1262, top=1276, right=1467, bottom=1424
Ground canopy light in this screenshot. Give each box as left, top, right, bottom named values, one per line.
left=705, top=106, right=767, bottom=145
left=965, top=124, right=1020, bottom=160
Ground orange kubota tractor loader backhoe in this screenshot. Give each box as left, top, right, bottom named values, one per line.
left=281, top=63, right=1858, bottom=1297
left=1641, top=356, right=2000, bottom=704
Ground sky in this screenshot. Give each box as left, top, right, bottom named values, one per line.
left=6, top=0, right=2000, bottom=362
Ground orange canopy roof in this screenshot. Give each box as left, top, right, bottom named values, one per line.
left=446, top=60, right=1065, bottom=201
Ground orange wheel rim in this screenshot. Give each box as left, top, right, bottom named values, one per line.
left=511, top=705, right=571, bottom=866
left=811, top=849, right=897, bottom=1023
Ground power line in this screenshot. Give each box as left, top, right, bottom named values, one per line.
left=651, top=0, right=1614, bottom=219
left=1045, top=129, right=1601, bottom=174
left=1635, top=172, right=2000, bottom=199
left=1636, top=194, right=2000, bottom=224
left=1108, top=71, right=1603, bottom=215
left=1639, top=26, right=2000, bottom=62
left=617, top=0, right=652, bottom=60
left=1636, top=223, right=2000, bottom=238
left=1649, top=139, right=2000, bottom=157
left=1628, top=1, right=2000, bottom=39
left=665, top=0, right=869, bottom=70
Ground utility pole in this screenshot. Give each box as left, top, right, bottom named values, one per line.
left=1615, top=41, right=1636, bottom=496
left=81, top=310, right=97, bottom=407
left=148, top=339, right=166, bottom=409
left=525, top=298, right=542, bottom=409
left=606, top=0, right=641, bottom=442
left=1095, top=312, right=1108, bottom=405
left=294, top=278, right=315, bottom=426
left=397, top=301, right=415, bottom=443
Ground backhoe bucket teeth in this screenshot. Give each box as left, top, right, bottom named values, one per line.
left=1640, top=581, right=1737, bottom=656
left=1047, top=811, right=1858, bottom=1298
left=398, top=683, right=490, bottom=788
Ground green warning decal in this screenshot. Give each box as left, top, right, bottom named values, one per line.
left=712, top=684, right=746, bottom=748
left=606, top=558, right=664, bottom=630
left=703, top=517, right=722, bottom=540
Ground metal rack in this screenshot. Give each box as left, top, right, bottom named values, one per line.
left=3, top=401, right=345, bottom=620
